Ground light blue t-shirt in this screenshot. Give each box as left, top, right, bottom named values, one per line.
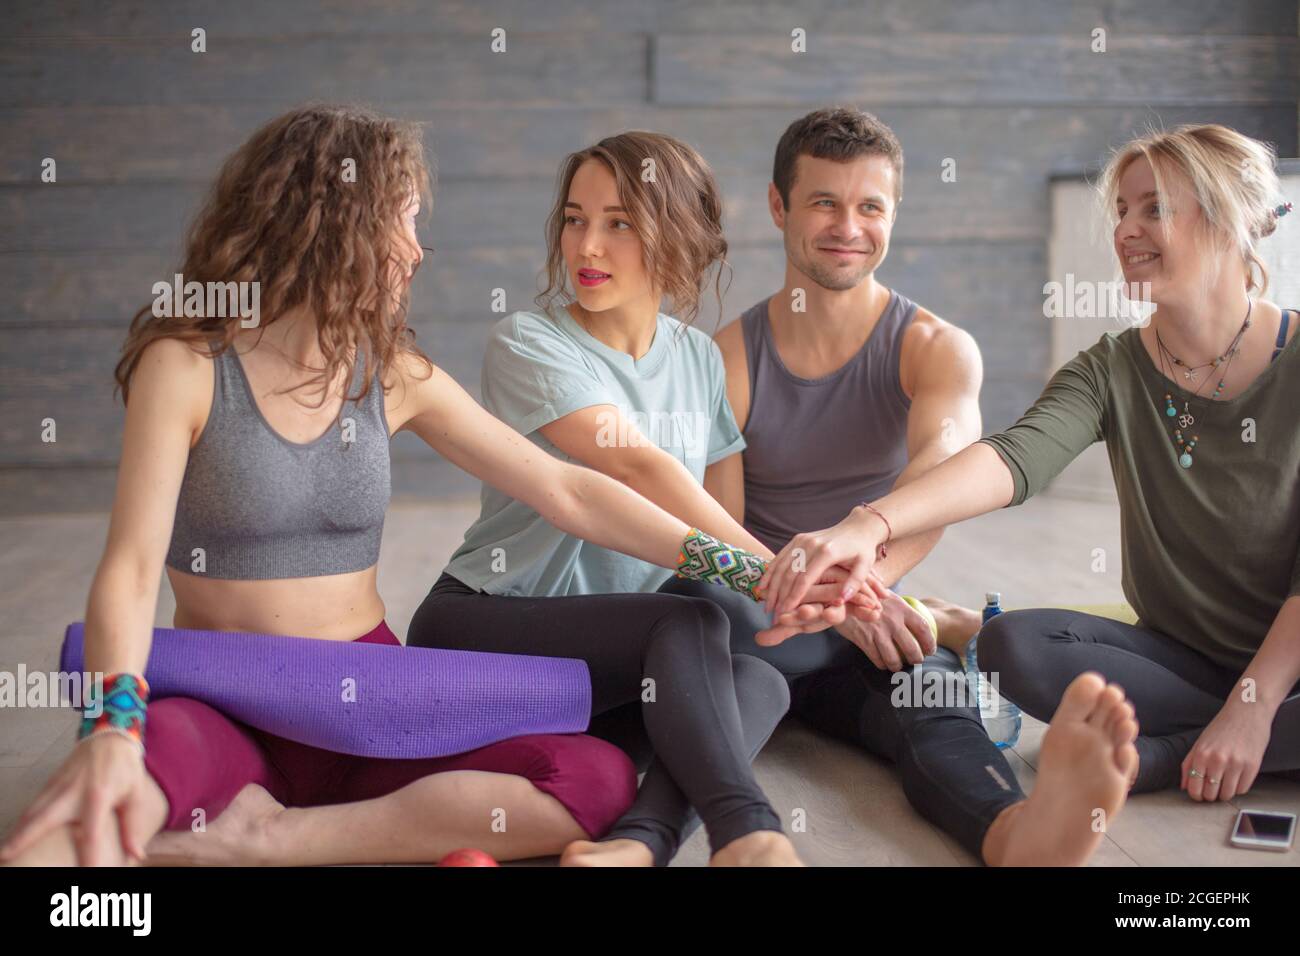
left=443, top=308, right=746, bottom=596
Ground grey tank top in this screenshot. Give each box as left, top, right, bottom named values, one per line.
left=165, top=344, right=391, bottom=580
left=740, top=289, right=917, bottom=554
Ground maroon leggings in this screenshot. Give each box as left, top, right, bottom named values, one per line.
left=143, top=620, right=637, bottom=840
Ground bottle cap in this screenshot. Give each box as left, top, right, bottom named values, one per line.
left=985, top=591, right=1001, bottom=604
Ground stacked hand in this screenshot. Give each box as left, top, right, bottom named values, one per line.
left=758, top=509, right=886, bottom=620
left=764, top=568, right=936, bottom=669
left=828, top=594, right=938, bottom=670
left=758, top=510, right=895, bottom=652
left=763, top=562, right=887, bottom=642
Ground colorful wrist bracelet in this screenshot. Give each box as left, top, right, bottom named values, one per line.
left=79, top=672, right=150, bottom=753
left=675, top=528, right=767, bottom=603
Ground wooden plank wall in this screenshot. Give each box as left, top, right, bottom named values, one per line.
left=2, top=1, right=1296, bottom=512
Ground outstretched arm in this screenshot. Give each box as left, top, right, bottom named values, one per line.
left=402, top=361, right=688, bottom=565
left=760, top=442, right=1015, bottom=618
left=539, top=406, right=770, bottom=557
left=758, top=340, right=1112, bottom=616
left=871, top=319, right=984, bottom=586
left=397, top=358, right=879, bottom=614
left=2, top=337, right=209, bottom=865
left=541, top=410, right=863, bottom=636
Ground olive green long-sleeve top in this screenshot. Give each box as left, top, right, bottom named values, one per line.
left=979, top=325, right=1300, bottom=673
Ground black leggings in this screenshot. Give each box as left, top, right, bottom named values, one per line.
left=407, top=572, right=789, bottom=865
left=979, top=608, right=1300, bottom=792
left=657, top=577, right=1026, bottom=861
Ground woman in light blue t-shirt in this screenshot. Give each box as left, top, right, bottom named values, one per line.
left=408, top=132, right=862, bottom=867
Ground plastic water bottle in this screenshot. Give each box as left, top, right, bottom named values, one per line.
left=964, top=591, right=1022, bottom=749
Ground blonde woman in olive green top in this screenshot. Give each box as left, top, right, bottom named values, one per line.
left=760, top=125, right=1300, bottom=840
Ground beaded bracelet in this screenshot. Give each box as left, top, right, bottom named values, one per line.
left=675, top=528, right=767, bottom=603
left=79, top=673, right=150, bottom=754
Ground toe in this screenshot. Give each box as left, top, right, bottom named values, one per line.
left=1087, top=684, right=1125, bottom=727
left=1052, top=672, right=1107, bottom=723
left=1118, top=702, right=1137, bottom=737
left=1117, top=738, right=1139, bottom=782
left=1114, top=714, right=1139, bottom=748
left=1102, top=699, right=1135, bottom=736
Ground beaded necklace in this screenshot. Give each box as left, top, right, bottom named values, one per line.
left=1156, top=300, right=1252, bottom=469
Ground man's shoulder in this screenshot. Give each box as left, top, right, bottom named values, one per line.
left=901, top=301, right=978, bottom=361
left=713, top=315, right=746, bottom=354
left=713, top=296, right=771, bottom=353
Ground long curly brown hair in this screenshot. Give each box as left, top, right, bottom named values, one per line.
left=114, top=103, right=434, bottom=405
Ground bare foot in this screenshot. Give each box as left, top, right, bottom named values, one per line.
left=560, top=837, right=654, bottom=867
left=921, top=597, right=982, bottom=653
left=983, top=672, right=1137, bottom=867
left=709, top=830, right=804, bottom=867
left=144, top=783, right=286, bottom=866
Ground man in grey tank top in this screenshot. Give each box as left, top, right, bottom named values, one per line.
left=660, top=108, right=1035, bottom=864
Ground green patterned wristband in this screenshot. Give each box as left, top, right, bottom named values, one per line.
left=675, top=528, right=767, bottom=603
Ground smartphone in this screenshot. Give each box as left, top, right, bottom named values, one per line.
left=1229, top=809, right=1297, bottom=851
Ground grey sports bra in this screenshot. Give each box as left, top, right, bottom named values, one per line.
left=165, top=344, right=392, bottom=580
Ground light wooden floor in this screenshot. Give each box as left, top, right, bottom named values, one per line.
left=2, top=493, right=1296, bottom=866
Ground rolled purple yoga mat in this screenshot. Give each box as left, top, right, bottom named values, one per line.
left=60, top=623, right=591, bottom=759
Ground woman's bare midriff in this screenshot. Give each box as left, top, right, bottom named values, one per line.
left=167, top=564, right=388, bottom=641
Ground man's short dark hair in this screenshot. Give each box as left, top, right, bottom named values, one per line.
left=773, top=106, right=904, bottom=209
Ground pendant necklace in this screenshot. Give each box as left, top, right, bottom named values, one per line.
left=1155, top=300, right=1251, bottom=469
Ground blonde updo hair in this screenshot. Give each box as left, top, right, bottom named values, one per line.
left=1097, top=123, right=1286, bottom=296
